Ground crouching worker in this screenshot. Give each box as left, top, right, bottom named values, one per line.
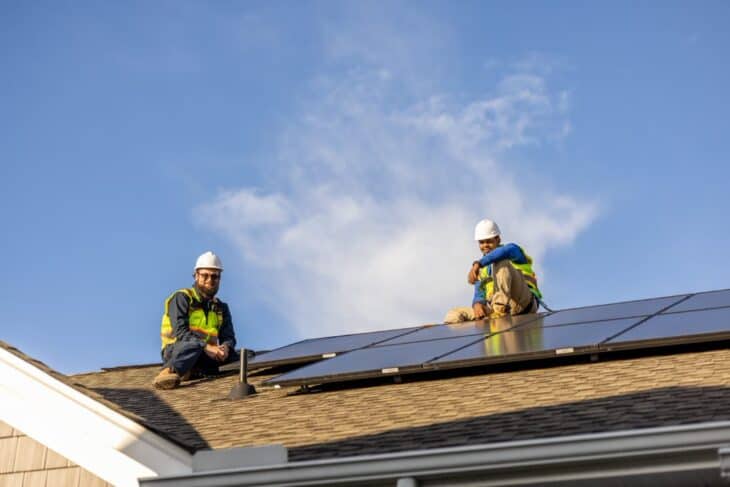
left=154, top=251, right=239, bottom=390
left=444, top=219, right=542, bottom=323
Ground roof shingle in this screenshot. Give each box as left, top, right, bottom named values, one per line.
left=69, top=345, right=730, bottom=461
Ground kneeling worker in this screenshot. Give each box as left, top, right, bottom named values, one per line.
left=154, top=251, right=238, bottom=390
left=444, top=219, right=542, bottom=323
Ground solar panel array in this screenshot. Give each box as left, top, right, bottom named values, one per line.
left=252, top=289, right=730, bottom=387
left=248, top=326, right=422, bottom=369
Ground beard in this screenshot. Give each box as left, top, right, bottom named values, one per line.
left=197, top=282, right=219, bottom=298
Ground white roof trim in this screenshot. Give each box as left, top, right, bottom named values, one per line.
left=193, top=445, right=287, bottom=472
left=0, top=347, right=193, bottom=487
left=140, top=421, right=730, bottom=486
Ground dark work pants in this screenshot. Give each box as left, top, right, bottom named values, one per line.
left=161, top=340, right=239, bottom=375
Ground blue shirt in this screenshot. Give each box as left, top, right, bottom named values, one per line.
left=472, top=243, right=528, bottom=305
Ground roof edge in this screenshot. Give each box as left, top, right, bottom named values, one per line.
left=0, top=346, right=193, bottom=487
left=140, top=421, right=730, bottom=486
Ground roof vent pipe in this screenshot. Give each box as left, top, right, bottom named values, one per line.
left=228, top=348, right=257, bottom=399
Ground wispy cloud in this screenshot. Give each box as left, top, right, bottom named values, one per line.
left=685, top=33, right=700, bottom=46
left=195, top=13, right=598, bottom=341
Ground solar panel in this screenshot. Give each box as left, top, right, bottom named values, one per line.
left=260, top=289, right=730, bottom=389
left=429, top=318, right=641, bottom=368
left=265, top=335, right=483, bottom=386
left=541, top=295, right=688, bottom=326
left=601, top=307, right=730, bottom=350
left=377, top=313, right=545, bottom=346
left=266, top=317, right=645, bottom=386
left=249, top=326, right=422, bottom=369
left=661, top=289, right=730, bottom=314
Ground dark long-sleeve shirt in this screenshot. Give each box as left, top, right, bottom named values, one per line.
left=167, top=286, right=237, bottom=350
left=472, top=243, right=528, bottom=305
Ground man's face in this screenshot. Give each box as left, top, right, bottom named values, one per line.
left=195, top=268, right=221, bottom=296
left=478, top=236, right=500, bottom=254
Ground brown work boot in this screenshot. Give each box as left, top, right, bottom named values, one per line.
left=508, top=298, right=524, bottom=316
left=490, top=294, right=510, bottom=318
left=490, top=307, right=508, bottom=319
left=153, top=368, right=181, bottom=390
left=180, top=367, right=201, bottom=382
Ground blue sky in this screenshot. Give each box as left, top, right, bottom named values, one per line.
left=2, top=1, right=729, bottom=374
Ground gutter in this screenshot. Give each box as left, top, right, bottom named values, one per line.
left=140, top=421, right=730, bottom=486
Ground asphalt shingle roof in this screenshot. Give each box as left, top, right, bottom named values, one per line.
left=0, top=341, right=195, bottom=452
left=65, top=344, right=730, bottom=462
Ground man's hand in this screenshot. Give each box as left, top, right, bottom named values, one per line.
left=218, top=344, right=230, bottom=362
left=468, top=262, right=481, bottom=285
left=473, top=302, right=487, bottom=320
left=204, top=343, right=220, bottom=360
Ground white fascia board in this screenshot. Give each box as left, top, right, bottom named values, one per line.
left=193, top=445, right=288, bottom=472
left=0, top=348, right=193, bottom=487
left=140, top=421, right=730, bottom=487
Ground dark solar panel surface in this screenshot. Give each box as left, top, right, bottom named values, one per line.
left=379, top=313, right=544, bottom=345
left=662, top=289, right=730, bottom=313
left=249, top=326, right=421, bottom=368
left=540, top=295, right=687, bottom=326
left=263, top=290, right=730, bottom=387
left=266, top=335, right=482, bottom=384
left=430, top=318, right=641, bottom=365
left=603, top=307, right=730, bottom=346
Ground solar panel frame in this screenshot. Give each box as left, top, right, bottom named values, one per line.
left=250, top=314, right=548, bottom=370
left=264, top=334, right=488, bottom=386
left=257, top=290, right=730, bottom=388
left=659, top=288, right=730, bottom=314
left=600, top=307, right=730, bottom=352
left=248, top=326, right=424, bottom=369
left=426, top=317, right=644, bottom=370
left=375, top=313, right=547, bottom=346
left=539, top=294, right=689, bottom=326
left=265, top=317, right=647, bottom=387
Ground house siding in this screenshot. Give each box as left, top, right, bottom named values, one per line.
left=0, top=421, right=111, bottom=487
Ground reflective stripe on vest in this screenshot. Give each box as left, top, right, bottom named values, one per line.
left=160, top=287, right=224, bottom=349
left=479, top=245, right=542, bottom=301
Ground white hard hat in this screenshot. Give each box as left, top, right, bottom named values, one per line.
left=194, top=251, right=223, bottom=271
left=474, top=219, right=501, bottom=241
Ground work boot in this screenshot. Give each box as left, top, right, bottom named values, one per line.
left=444, top=307, right=474, bottom=324
left=180, top=367, right=201, bottom=382
left=153, top=368, right=181, bottom=390
left=491, top=293, right=510, bottom=318
left=508, top=298, right=524, bottom=316
left=490, top=307, right=508, bottom=319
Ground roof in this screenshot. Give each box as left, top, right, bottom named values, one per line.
left=0, top=340, right=196, bottom=452
left=69, top=343, right=730, bottom=462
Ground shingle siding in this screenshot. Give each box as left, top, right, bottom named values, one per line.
left=0, top=421, right=111, bottom=487
left=0, top=423, right=14, bottom=439
left=18, top=471, right=45, bottom=487
left=0, top=437, right=18, bottom=474
left=12, top=438, right=46, bottom=472
left=0, top=472, right=23, bottom=487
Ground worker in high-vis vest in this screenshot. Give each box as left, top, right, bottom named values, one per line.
left=444, top=219, right=542, bottom=324
left=154, top=251, right=238, bottom=390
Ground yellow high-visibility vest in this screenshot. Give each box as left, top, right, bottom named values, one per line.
left=160, top=287, right=223, bottom=349
left=478, top=245, right=542, bottom=301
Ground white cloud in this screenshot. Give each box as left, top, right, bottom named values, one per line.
left=195, top=63, right=598, bottom=340
left=320, top=5, right=454, bottom=95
